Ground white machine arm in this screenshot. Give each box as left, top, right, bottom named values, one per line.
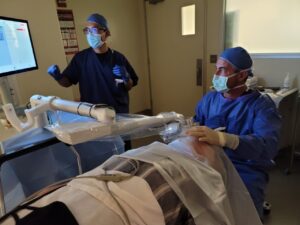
left=30, top=95, right=115, bottom=123
left=2, top=102, right=49, bottom=132
left=47, top=112, right=185, bottom=145
left=2, top=95, right=186, bottom=145
left=2, top=95, right=116, bottom=132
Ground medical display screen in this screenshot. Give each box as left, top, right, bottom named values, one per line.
left=0, top=16, right=38, bottom=77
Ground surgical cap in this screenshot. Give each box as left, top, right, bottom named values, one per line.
left=220, top=47, right=253, bottom=76
left=87, top=13, right=109, bottom=30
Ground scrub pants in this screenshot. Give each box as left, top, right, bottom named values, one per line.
left=234, top=163, right=268, bottom=219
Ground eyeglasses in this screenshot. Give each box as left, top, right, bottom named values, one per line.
left=83, top=27, right=106, bottom=35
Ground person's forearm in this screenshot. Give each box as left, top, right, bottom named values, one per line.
left=236, top=134, right=279, bottom=160
left=57, top=76, right=72, bottom=87
left=125, top=79, right=133, bottom=91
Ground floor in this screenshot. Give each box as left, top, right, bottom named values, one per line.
left=132, top=138, right=300, bottom=225
left=264, top=150, right=300, bottom=225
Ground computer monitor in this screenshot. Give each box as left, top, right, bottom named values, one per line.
left=0, top=16, right=38, bottom=77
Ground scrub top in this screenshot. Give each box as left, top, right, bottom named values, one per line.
left=62, top=48, right=138, bottom=113
left=194, top=90, right=281, bottom=169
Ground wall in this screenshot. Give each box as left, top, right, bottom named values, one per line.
left=252, top=58, right=300, bottom=89
left=206, top=0, right=225, bottom=93
left=0, top=0, right=151, bottom=141
left=0, top=0, right=151, bottom=113
left=0, top=0, right=74, bottom=104
left=253, top=58, right=300, bottom=146
left=225, top=0, right=300, bottom=53
left=65, top=0, right=151, bottom=113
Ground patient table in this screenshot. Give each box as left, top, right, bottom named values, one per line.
left=0, top=95, right=263, bottom=225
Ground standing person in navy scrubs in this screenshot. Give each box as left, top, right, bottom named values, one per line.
left=47, top=13, right=138, bottom=150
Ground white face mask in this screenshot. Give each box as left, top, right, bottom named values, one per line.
left=86, top=33, right=103, bottom=49
left=212, top=68, right=252, bottom=93
left=212, top=72, right=238, bottom=92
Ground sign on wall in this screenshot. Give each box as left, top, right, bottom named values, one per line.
left=57, top=9, right=79, bottom=55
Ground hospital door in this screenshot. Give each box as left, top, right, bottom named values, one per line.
left=145, top=0, right=224, bottom=117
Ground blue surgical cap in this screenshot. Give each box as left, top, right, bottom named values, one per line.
left=220, top=47, right=253, bottom=76
left=87, top=13, right=109, bottom=30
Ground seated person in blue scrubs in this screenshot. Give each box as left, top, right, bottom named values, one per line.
left=47, top=13, right=138, bottom=114
left=186, top=47, right=281, bottom=219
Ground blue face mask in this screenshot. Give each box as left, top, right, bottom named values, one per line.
left=86, top=33, right=103, bottom=49
left=212, top=72, right=238, bottom=92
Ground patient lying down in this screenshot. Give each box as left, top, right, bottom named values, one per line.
left=0, top=137, right=262, bottom=225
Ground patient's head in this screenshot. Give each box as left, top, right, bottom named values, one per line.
left=168, top=136, right=223, bottom=173
left=169, top=136, right=213, bottom=160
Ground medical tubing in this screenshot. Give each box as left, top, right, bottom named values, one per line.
left=102, top=159, right=149, bottom=225
left=69, top=146, right=83, bottom=175
left=103, top=169, right=131, bottom=225
left=3, top=171, right=134, bottom=224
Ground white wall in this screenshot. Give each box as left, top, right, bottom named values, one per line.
left=224, top=0, right=300, bottom=90
left=0, top=0, right=74, bottom=104
left=65, top=0, right=151, bottom=113
left=226, top=0, right=300, bottom=53
left=206, top=0, right=225, bottom=92
left=252, top=58, right=300, bottom=89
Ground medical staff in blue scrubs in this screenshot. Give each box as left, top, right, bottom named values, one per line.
left=187, top=47, right=281, bottom=218
left=47, top=13, right=138, bottom=114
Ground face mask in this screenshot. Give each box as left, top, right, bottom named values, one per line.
left=86, top=33, right=103, bottom=49
left=212, top=72, right=239, bottom=92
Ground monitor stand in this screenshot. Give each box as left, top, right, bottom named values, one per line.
left=0, top=77, right=13, bottom=105
left=0, top=77, right=13, bottom=107
left=0, top=77, right=14, bottom=130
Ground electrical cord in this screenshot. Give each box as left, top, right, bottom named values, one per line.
left=76, top=159, right=140, bottom=225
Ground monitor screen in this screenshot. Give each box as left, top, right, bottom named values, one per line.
left=0, top=16, right=38, bottom=77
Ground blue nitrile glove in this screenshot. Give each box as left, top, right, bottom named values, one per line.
left=47, top=64, right=62, bottom=81
left=112, top=65, right=129, bottom=84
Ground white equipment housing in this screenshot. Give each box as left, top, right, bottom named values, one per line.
left=2, top=95, right=116, bottom=132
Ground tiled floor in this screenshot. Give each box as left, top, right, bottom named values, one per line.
left=132, top=138, right=300, bottom=225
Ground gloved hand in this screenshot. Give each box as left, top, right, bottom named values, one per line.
left=47, top=64, right=61, bottom=81
left=112, top=65, right=129, bottom=84
left=186, top=126, right=239, bottom=150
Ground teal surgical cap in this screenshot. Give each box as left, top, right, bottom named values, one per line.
left=87, top=13, right=109, bottom=30
left=220, top=47, right=253, bottom=76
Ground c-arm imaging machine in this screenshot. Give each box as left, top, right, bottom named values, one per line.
left=2, top=95, right=185, bottom=145
left=0, top=95, right=186, bottom=215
